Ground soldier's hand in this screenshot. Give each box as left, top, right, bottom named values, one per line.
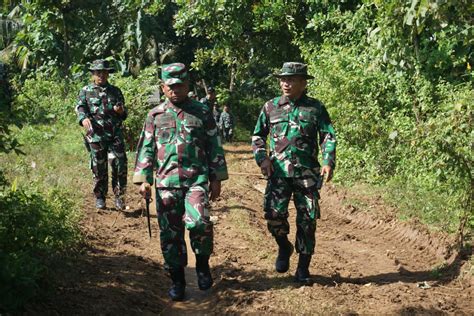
left=209, top=180, right=221, bottom=201
left=139, top=182, right=151, bottom=199
left=320, top=165, right=333, bottom=182
left=260, top=157, right=274, bottom=178
left=114, top=103, right=124, bottom=115
left=82, top=118, right=92, bottom=131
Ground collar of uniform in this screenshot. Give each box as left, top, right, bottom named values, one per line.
left=278, top=94, right=308, bottom=106
left=92, top=82, right=110, bottom=89
left=165, top=98, right=192, bottom=112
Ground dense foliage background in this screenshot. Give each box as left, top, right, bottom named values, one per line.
left=0, top=0, right=472, bottom=312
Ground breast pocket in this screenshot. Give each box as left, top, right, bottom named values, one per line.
left=183, top=114, right=203, bottom=144
left=184, top=114, right=202, bottom=130
left=269, top=110, right=288, bottom=139
left=155, top=114, right=176, bottom=144
left=298, top=111, right=317, bottom=137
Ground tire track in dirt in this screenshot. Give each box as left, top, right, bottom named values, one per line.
left=198, top=144, right=473, bottom=314
left=30, top=143, right=472, bottom=315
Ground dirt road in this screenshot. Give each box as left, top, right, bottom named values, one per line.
left=32, top=143, right=473, bottom=315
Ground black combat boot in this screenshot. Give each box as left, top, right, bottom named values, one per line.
left=168, top=267, right=186, bottom=301
left=95, top=197, right=106, bottom=210
left=195, top=254, right=213, bottom=290
left=275, top=236, right=294, bottom=273
left=294, top=254, right=312, bottom=284
left=114, top=195, right=125, bottom=211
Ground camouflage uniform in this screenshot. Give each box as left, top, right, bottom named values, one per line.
left=75, top=61, right=128, bottom=201
left=133, top=64, right=228, bottom=270
left=252, top=72, right=336, bottom=256
left=219, top=110, right=234, bottom=142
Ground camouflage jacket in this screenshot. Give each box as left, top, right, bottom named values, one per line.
left=75, top=83, right=127, bottom=142
left=219, top=111, right=234, bottom=129
left=133, top=98, right=229, bottom=188
left=252, top=94, right=336, bottom=179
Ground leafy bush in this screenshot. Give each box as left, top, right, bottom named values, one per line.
left=13, top=76, right=80, bottom=124
left=298, top=2, right=473, bottom=233
left=0, top=185, right=81, bottom=312
left=112, top=67, right=159, bottom=150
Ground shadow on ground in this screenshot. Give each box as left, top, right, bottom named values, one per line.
left=212, top=246, right=471, bottom=295
left=24, top=240, right=471, bottom=315
left=26, top=247, right=168, bottom=315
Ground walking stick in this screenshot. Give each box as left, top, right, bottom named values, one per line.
left=145, top=190, right=152, bottom=238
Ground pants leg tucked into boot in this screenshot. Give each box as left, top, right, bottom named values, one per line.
left=195, top=254, right=213, bottom=290
left=294, top=254, right=312, bottom=284
left=168, top=267, right=186, bottom=301
left=275, top=236, right=294, bottom=273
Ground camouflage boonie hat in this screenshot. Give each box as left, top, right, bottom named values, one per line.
left=89, top=59, right=115, bottom=73
left=274, top=62, right=314, bottom=79
left=161, top=63, right=189, bottom=85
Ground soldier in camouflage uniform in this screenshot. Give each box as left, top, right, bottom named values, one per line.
left=133, top=63, right=228, bottom=301
left=219, top=104, right=234, bottom=143
left=252, top=62, right=336, bottom=284
left=75, top=59, right=128, bottom=210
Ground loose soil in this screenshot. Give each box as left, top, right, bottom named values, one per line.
left=29, top=143, right=473, bottom=315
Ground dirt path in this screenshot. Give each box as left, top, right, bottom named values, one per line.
left=32, top=143, right=473, bottom=315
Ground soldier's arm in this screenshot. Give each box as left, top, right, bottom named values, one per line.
left=318, top=104, right=337, bottom=168
left=205, top=110, right=229, bottom=182
left=117, top=88, right=128, bottom=120
left=75, top=88, right=90, bottom=126
left=251, top=105, right=270, bottom=166
left=132, top=114, right=156, bottom=185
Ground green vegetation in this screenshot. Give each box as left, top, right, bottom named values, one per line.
left=0, top=120, right=85, bottom=312
left=0, top=186, right=81, bottom=311
left=0, top=71, right=155, bottom=311
left=296, top=2, right=472, bottom=233
left=0, top=0, right=472, bottom=311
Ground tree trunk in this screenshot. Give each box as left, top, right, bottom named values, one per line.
left=61, top=9, right=70, bottom=77
left=229, top=62, right=236, bottom=92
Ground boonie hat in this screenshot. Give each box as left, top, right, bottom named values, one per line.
left=161, top=63, right=189, bottom=85
left=274, top=62, right=314, bottom=79
left=89, top=59, right=115, bottom=73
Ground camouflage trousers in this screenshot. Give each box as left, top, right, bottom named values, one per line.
left=264, top=176, right=320, bottom=255
left=222, top=127, right=233, bottom=143
left=89, top=136, right=127, bottom=199
left=155, top=184, right=213, bottom=270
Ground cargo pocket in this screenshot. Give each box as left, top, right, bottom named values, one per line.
left=312, top=190, right=321, bottom=219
